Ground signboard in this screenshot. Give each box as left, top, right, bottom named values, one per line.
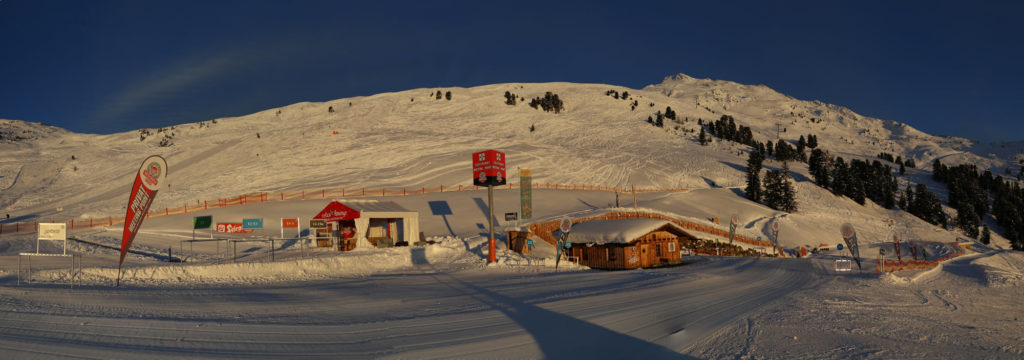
left=120, top=155, right=167, bottom=269
left=520, top=169, right=532, bottom=220
left=242, top=218, right=264, bottom=229
left=38, top=223, right=67, bottom=241
left=313, top=201, right=360, bottom=222
left=309, top=219, right=327, bottom=229
left=839, top=223, right=862, bottom=270
left=504, top=212, right=518, bottom=222
left=36, top=223, right=68, bottom=255
left=216, top=223, right=254, bottom=234
left=193, top=216, right=213, bottom=229
left=559, top=217, right=573, bottom=233
left=472, top=150, right=507, bottom=186
left=526, top=239, right=534, bottom=247
left=837, top=243, right=844, bottom=251
left=282, top=218, right=299, bottom=228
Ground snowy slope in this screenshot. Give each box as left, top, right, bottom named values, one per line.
left=1, top=75, right=1022, bottom=359
left=1, top=75, right=1020, bottom=249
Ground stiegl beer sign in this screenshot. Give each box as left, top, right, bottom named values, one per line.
left=473, top=150, right=506, bottom=186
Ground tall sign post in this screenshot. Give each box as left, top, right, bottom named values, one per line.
left=474, top=150, right=506, bottom=264
left=118, top=155, right=167, bottom=286
left=520, top=169, right=532, bottom=220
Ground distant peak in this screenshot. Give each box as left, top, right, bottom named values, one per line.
left=665, top=73, right=695, bottom=82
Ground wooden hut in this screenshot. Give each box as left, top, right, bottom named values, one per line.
left=566, top=218, right=697, bottom=269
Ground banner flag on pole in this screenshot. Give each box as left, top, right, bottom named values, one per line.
left=840, top=223, right=862, bottom=270
left=120, top=155, right=167, bottom=271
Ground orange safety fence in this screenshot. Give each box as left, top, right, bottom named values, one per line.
left=0, top=183, right=688, bottom=236
left=875, top=242, right=967, bottom=273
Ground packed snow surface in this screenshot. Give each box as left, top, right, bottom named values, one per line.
left=1, top=75, right=1022, bottom=358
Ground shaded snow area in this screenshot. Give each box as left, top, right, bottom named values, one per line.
left=1, top=76, right=1023, bottom=358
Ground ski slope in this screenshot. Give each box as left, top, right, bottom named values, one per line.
left=1, top=74, right=1023, bottom=358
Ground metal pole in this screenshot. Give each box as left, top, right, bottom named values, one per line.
left=488, top=185, right=496, bottom=263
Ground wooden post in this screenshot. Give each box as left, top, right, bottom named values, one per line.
left=632, top=184, right=637, bottom=212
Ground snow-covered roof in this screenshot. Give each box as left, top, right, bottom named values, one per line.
left=334, top=199, right=413, bottom=213
left=566, top=218, right=685, bottom=245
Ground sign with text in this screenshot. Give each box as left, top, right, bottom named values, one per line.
left=242, top=218, right=263, bottom=229
left=120, top=155, right=167, bottom=268
left=282, top=218, right=299, bottom=228
left=504, top=212, right=517, bottom=221
left=216, top=223, right=254, bottom=234
left=309, top=219, right=327, bottom=229
left=313, top=201, right=360, bottom=222
left=840, top=223, right=862, bottom=270
left=472, top=150, right=506, bottom=186
left=38, top=223, right=67, bottom=241
left=193, top=215, right=213, bottom=229
left=520, top=169, right=532, bottom=219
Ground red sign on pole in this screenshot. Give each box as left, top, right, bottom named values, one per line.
left=472, top=150, right=506, bottom=186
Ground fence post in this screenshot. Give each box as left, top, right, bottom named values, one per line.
left=302, top=190, right=305, bottom=200
left=322, top=189, right=325, bottom=198
left=342, top=189, right=345, bottom=197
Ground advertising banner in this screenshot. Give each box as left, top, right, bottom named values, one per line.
left=193, top=215, right=213, bottom=229
left=38, top=223, right=67, bottom=241
left=282, top=218, right=299, bottom=228
left=840, top=223, right=862, bottom=270
left=473, top=150, right=507, bottom=186
left=242, top=218, right=264, bottom=229
left=520, top=169, right=532, bottom=219
left=216, top=223, right=254, bottom=234
left=309, top=219, right=327, bottom=229
left=120, top=155, right=167, bottom=268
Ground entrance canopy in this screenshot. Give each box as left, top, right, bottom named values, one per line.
left=313, top=201, right=361, bottom=221
left=311, top=200, right=421, bottom=249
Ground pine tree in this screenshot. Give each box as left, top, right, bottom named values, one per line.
left=779, top=163, right=798, bottom=212
left=699, top=127, right=707, bottom=146
left=956, top=205, right=980, bottom=238
left=980, top=224, right=991, bottom=245
left=745, top=151, right=764, bottom=202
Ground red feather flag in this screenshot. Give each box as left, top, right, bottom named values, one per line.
left=118, top=155, right=167, bottom=285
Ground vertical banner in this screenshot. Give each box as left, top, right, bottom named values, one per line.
left=120, top=155, right=168, bottom=271
left=840, top=223, right=862, bottom=270
left=520, top=169, right=532, bottom=220
left=729, top=214, right=738, bottom=244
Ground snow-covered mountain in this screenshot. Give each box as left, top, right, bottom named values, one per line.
left=1, top=74, right=1021, bottom=247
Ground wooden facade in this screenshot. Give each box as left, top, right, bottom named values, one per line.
left=568, top=224, right=696, bottom=270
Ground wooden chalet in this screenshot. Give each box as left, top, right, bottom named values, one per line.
left=566, top=218, right=697, bottom=270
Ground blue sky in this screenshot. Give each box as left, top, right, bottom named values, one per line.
left=2, top=1, right=1021, bottom=142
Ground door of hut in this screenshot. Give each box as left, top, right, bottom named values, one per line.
left=640, top=244, right=651, bottom=267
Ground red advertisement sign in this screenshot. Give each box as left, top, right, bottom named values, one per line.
left=282, top=218, right=299, bottom=228
left=216, top=223, right=255, bottom=234
left=120, top=155, right=167, bottom=267
left=472, top=149, right=506, bottom=186
left=313, top=201, right=361, bottom=221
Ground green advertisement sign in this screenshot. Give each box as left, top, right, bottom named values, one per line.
left=193, top=215, right=213, bottom=229
left=520, top=169, right=532, bottom=220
